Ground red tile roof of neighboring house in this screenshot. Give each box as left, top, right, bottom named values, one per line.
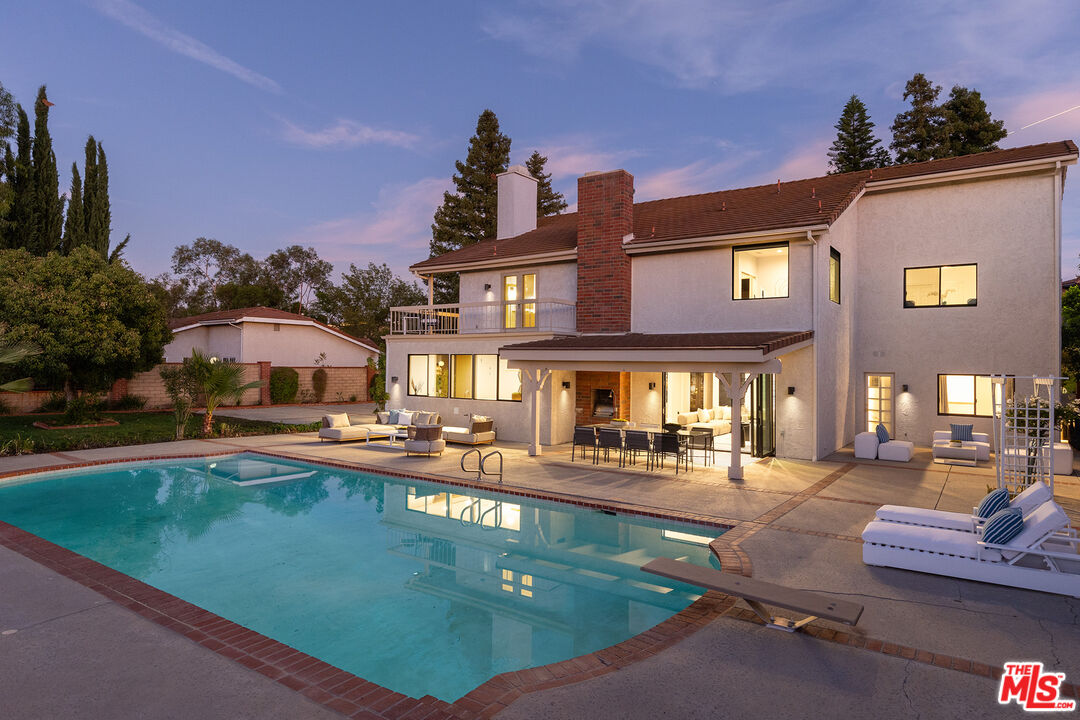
left=411, top=141, right=1077, bottom=272
left=169, top=307, right=379, bottom=351
left=502, top=330, right=813, bottom=355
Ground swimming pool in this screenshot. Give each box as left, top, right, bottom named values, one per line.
left=0, top=453, right=721, bottom=701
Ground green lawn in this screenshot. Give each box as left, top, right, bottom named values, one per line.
left=0, top=412, right=319, bottom=455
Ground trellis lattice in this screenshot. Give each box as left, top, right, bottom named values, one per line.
left=992, top=375, right=1060, bottom=495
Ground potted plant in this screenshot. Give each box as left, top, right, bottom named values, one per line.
left=610, top=417, right=631, bottom=428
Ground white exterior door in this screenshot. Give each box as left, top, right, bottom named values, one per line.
left=866, top=373, right=894, bottom=435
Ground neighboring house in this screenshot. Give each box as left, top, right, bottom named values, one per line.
left=166, top=307, right=379, bottom=366
left=386, top=142, right=1077, bottom=476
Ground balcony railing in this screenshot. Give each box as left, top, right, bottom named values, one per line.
left=389, top=299, right=576, bottom=336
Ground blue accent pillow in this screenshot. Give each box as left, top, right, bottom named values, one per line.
left=951, top=423, right=974, bottom=442
left=388, top=409, right=400, bottom=424
left=982, top=508, right=1023, bottom=546
left=976, top=488, right=1010, bottom=519
left=876, top=423, right=890, bottom=444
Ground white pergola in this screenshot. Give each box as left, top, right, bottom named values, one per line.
left=502, top=332, right=811, bottom=479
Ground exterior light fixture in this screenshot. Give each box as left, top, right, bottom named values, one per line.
left=649, top=382, right=656, bottom=390
left=562, top=381, right=571, bottom=388
left=787, top=386, right=795, bottom=395
left=484, top=283, right=492, bottom=291
left=902, top=384, right=909, bottom=393
left=391, top=376, right=399, bottom=383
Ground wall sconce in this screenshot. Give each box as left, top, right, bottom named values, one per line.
left=787, top=386, right=795, bottom=395
left=648, top=382, right=656, bottom=390
left=562, top=381, right=571, bottom=389
left=391, top=376, right=399, bottom=383
left=484, top=283, right=492, bottom=291
left=902, top=384, right=909, bottom=393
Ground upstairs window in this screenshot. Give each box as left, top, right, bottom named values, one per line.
left=503, top=273, right=537, bottom=328
left=829, top=248, right=841, bottom=304
left=733, top=242, right=789, bottom=299
left=904, top=264, right=977, bottom=307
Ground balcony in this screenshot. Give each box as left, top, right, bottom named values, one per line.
left=389, top=299, right=576, bottom=336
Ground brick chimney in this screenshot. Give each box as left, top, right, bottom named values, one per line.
left=576, top=170, right=634, bottom=333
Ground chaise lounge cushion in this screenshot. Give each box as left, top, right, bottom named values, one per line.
left=319, top=425, right=371, bottom=441
left=862, top=520, right=1002, bottom=561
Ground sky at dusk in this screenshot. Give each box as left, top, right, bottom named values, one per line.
left=3, top=0, right=1080, bottom=283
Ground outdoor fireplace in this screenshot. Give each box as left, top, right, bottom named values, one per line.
left=593, top=388, right=616, bottom=418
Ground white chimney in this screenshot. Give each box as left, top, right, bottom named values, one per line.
left=496, top=165, right=538, bottom=240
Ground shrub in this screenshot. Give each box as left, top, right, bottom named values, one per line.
left=349, top=394, right=357, bottom=402
left=0, top=397, right=12, bottom=415
left=62, top=394, right=104, bottom=425
left=110, top=394, right=147, bottom=411
left=0, top=433, right=35, bottom=456
left=312, top=368, right=328, bottom=403
left=36, top=392, right=66, bottom=413
left=269, top=367, right=299, bottom=404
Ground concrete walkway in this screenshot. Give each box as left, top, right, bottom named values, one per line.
left=1, top=434, right=1077, bottom=719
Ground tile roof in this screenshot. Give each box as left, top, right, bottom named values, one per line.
left=501, top=330, right=813, bottom=355
left=169, top=306, right=378, bottom=350
left=411, top=140, right=1077, bottom=272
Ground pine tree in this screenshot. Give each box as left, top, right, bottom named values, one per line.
left=940, top=86, right=1007, bottom=157
left=890, top=74, right=947, bottom=164
left=827, top=95, right=891, bottom=174
left=525, top=150, right=567, bottom=216
left=28, top=86, right=63, bottom=255
left=429, top=109, right=511, bottom=303
left=62, top=163, right=83, bottom=253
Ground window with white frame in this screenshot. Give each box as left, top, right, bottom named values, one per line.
left=733, top=242, right=789, bottom=299
left=503, top=273, right=537, bottom=329
left=408, top=353, right=518, bottom=401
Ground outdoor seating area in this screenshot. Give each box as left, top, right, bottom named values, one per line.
left=854, top=427, right=914, bottom=463
left=319, top=410, right=496, bottom=450
left=572, top=424, right=718, bottom=473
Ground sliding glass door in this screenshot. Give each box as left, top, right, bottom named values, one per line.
left=750, top=374, right=775, bottom=458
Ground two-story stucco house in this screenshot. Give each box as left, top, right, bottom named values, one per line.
left=386, top=141, right=1077, bottom=477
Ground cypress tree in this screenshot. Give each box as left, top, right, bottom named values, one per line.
left=89, top=141, right=111, bottom=256
left=82, top=136, right=99, bottom=250
left=940, top=86, right=1007, bottom=157
left=429, top=109, right=511, bottom=303
left=29, top=86, right=63, bottom=255
left=525, top=150, right=568, bottom=216
left=0, top=145, right=14, bottom=245
left=62, top=162, right=84, bottom=253
left=4, top=106, right=32, bottom=250
left=827, top=95, right=890, bottom=174
left=890, top=73, right=947, bottom=164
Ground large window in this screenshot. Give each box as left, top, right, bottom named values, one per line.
left=866, top=374, right=893, bottom=434
left=829, top=248, right=841, bottom=304
left=938, top=374, right=1013, bottom=417
left=733, top=242, right=788, bottom=299
left=905, top=264, right=977, bottom=307
left=503, top=273, right=537, bottom=329
left=408, top=353, right=518, bottom=401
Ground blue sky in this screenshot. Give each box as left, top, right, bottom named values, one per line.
left=3, top=0, right=1080, bottom=282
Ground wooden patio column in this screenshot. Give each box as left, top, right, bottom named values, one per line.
left=524, top=367, right=552, bottom=456
left=718, top=371, right=757, bottom=480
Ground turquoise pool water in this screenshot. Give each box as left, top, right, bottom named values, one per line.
left=0, top=454, right=719, bottom=701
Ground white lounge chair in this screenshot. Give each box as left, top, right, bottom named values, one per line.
left=874, top=482, right=1053, bottom=532
left=862, top=502, right=1080, bottom=597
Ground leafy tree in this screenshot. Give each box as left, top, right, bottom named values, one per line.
left=430, top=109, right=511, bottom=303
left=525, top=150, right=567, bottom=216
left=2, top=106, right=32, bottom=250
left=160, top=363, right=198, bottom=440
left=890, top=73, right=947, bottom=164
left=1063, top=284, right=1080, bottom=391
left=148, top=273, right=199, bottom=317
left=827, top=95, right=890, bottom=173
left=940, top=86, right=1007, bottom=157
left=316, top=262, right=425, bottom=347
left=183, top=348, right=262, bottom=436
left=0, top=247, right=171, bottom=397
left=171, top=237, right=247, bottom=310
left=0, top=81, right=15, bottom=144
left=264, top=244, right=332, bottom=314
left=28, top=86, right=63, bottom=255
left=62, top=162, right=84, bottom=253
left=0, top=82, right=15, bottom=236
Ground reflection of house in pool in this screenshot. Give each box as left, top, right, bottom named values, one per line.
left=183, top=456, right=316, bottom=486
left=380, top=483, right=716, bottom=668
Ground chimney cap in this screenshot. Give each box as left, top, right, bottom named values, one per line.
left=498, top=165, right=536, bottom=182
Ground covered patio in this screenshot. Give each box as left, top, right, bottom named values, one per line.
left=500, top=330, right=812, bottom=479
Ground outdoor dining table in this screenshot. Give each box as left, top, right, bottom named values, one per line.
left=585, top=424, right=714, bottom=469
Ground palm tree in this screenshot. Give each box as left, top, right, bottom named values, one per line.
left=0, top=327, right=41, bottom=393
left=185, top=349, right=263, bottom=436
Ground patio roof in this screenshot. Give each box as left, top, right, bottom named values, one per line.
left=500, top=330, right=812, bottom=373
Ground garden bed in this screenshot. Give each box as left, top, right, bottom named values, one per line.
left=0, top=412, right=319, bottom=455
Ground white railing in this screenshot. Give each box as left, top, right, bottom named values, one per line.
left=389, top=299, right=576, bottom=335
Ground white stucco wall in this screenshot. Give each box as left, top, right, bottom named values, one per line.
left=629, top=372, right=664, bottom=426
left=854, top=173, right=1060, bottom=444
left=459, top=262, right=578, bottom=305
left=240, top=323, right=375, bottom=366
left=163, top=325, right=240, bottom=363
left=630, top=242, right=814, bottom=333
left=385, top=335, right=573, bottom=444
left=775, top=345, right=815, bottom=460
left=814, top=204, right=858, bottom=458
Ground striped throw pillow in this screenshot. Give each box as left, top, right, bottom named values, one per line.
left=982, top=508, right=1023, bottom=546
left=876, top=423, right=890, bottom=444
left=976, top=488, right=1010, bottom=518
left=950, top=423, right=974, bottom=442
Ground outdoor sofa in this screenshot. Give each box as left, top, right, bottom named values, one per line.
left=675, top=407, right=732, bottom=436
left=931, top=429, right=991, bottom=462
left=441, top=416, right=495, bottom=445
left=318, top=410, right=442, bottom=442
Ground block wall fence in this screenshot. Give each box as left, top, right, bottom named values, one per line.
left=3, top=363, right=370, bottom=413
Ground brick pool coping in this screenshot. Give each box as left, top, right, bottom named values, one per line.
left=0, top=449, right=744, bottom=719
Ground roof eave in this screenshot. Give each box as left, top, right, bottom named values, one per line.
left=410, top=248, right=577, bottom=274
left=865, top=152, right=1079, bottom=192
left=624, top=224, right=830, bottom=255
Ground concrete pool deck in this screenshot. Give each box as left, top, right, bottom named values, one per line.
left=1, top=432, right=1078, bottom=719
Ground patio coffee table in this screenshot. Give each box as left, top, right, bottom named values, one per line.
left=365, top=428, right=409, bottom=448
left=932, top=442, right=978, bottom=466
